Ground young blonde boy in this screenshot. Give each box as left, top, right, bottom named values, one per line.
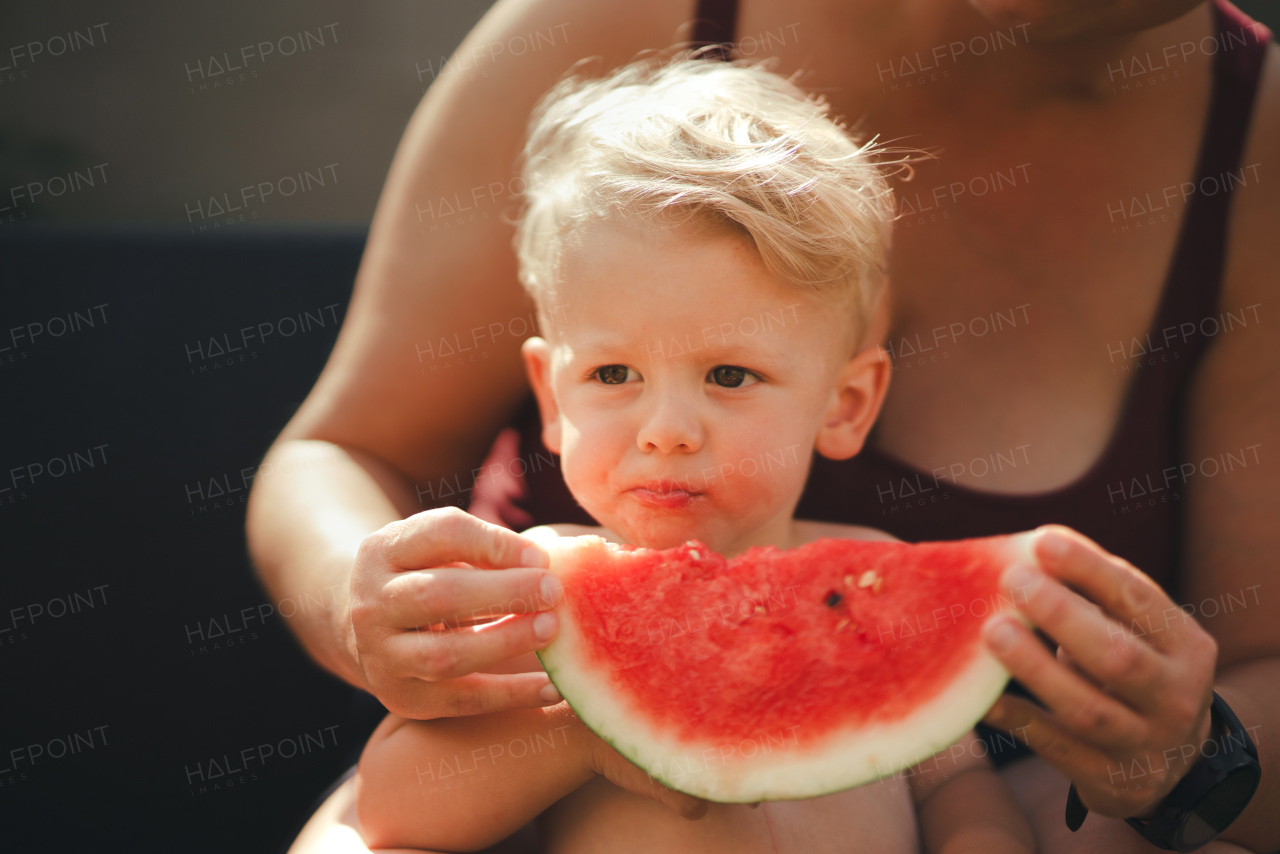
left=354, top=55, right=1035, bottom=854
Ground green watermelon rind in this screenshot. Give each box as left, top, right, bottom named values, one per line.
left=535, top=532, right=1036, bottom=803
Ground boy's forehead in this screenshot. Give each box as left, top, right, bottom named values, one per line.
left=552, top=322, right=795, bottom=362
left=560, top=220, right=771, bottom=307
left=542, top=292, right=841, bottom=370
left=558, top=215, right=752, bottom=282
left=541, top=217, right=862, bottom=358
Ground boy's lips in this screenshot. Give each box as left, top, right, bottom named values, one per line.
left=628, top=481, right=703, bottom=509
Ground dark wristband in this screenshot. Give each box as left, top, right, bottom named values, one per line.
left=1064, top=692, right=1260, bottom=852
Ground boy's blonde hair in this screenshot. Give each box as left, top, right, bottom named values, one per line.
left=512, top=53, right=896, bottom=347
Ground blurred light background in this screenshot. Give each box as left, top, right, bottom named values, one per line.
left=0, top=0, right=492, bottom=225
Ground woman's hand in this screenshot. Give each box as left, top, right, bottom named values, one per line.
left=980, top=525, right=1219, bottom=819
left=349, top=507, right=566, bottom=720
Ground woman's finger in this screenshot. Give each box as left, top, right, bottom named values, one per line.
left=382, top=566, right=562, bottom=628
left=983, top=614, right=1148, bottom=747
left=1033, top=526, right=1191, bottom=654
left=379, top=506, right=550, bottom=571
left=397, top=672, right=562, bottom=719
left=982, top=695, right=1118, bottom=785
left=983, top=694, right=1163, bottom=818
left=387, top=611, right=560, bottom=682
left=999, top=563, right=1171, bottom=714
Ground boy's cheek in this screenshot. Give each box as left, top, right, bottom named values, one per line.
left=557, top=439, right=600, bottom=501
left=707, top=440, right=809, bottom=494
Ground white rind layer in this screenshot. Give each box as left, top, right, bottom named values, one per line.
left=536, top=531, right=1039, bottom=803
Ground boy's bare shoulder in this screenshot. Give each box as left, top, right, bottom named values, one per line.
left=792, top=519, right=899, bottom=545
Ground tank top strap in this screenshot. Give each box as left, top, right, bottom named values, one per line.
left=691, top=0, right=740, bottom=59
left=1149, top=0, right=1270, bottom=338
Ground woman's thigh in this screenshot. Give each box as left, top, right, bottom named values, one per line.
left=1001, top=756, right=1256, bottom=854
left=286, top=772, right=540, bottom=854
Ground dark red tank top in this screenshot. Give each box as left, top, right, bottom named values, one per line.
left=506, top=0, right=1269, bottom=598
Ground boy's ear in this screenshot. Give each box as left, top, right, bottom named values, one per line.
left=521, top=336, right=563, bottom=454
left=815, top=345, right=892, bottom=461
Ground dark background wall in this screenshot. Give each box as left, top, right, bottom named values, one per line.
left=2, top=2, right=1278, bottom=853
left=2, top=3, right=500, bottom=852
left=1, top=229, right=378, bottom=853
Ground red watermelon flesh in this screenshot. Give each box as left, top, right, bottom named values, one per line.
left=534, top=533, right=1037, bottom=802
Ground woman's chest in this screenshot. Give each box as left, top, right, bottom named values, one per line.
left=850, top=92, right=1205, bottom=493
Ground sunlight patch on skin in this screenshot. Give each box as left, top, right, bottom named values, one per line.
left=287, top=775, right=370, bottom=854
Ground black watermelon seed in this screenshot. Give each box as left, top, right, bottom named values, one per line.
left=824, top=590, right=842, bottom=608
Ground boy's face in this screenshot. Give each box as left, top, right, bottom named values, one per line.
left=523, top=218, right=887, bottom=556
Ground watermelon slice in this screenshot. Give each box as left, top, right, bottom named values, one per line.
left=535, top=534, right=1037, bottom=802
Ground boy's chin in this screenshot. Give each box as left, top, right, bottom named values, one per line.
left=606, top=516, right=726, bottom=552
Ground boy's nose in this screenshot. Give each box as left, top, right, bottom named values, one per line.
left=635, top=393, right=704, bottom=455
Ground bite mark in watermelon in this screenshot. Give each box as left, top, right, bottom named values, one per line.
left=534, top=534, right=1038, bottom=802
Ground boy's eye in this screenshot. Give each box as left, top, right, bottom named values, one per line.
left=709, top=366, right=759, bottom=388
left=594, top=365, right=636, bottom=385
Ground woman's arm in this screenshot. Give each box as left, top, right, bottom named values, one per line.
left=245, top=0, right=690, bottom=719
left=1175, top=39, right=1280, bottom=851
left=907, top=731, right=1035, bottom=854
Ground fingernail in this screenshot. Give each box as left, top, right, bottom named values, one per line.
left=1037, top=529, right=1069, bottom=561
left=1003, top=563, right=1041, bottom=600
left=533, top=611, right=558, bottom=642
left=539, top=681, right=561, bottom=704
left=986, top=618, right=1020, bottom=652
left=522, top=545, right=548, bottom=568
left=540, top=574, right=563, bottom=606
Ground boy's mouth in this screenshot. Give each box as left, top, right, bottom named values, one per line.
left=629, top=480, right=702, bottom=509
